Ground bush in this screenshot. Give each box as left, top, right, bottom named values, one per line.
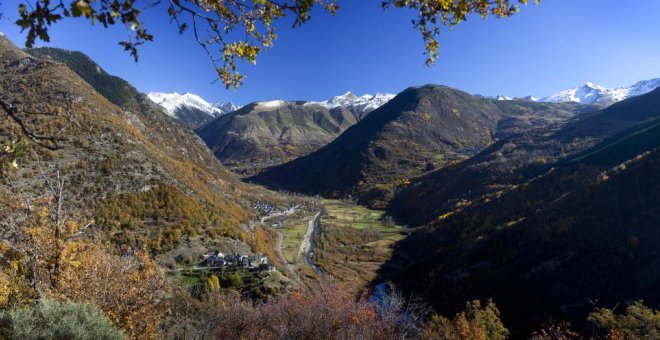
left=588, top=300, right=660, bottom=339
left=0, top=298, right=125, bottom=340
left=422, top=299, right=508, bottom=340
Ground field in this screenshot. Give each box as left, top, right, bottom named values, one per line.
left=171, top=266, right=290, bottom=299
left=250, top=194, right=407, bottom=293
left=313, top=199, right=407, bottom=294
left=280, top=219, right=310, bottom=263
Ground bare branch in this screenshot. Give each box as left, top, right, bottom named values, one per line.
left=0, top=98, right=67, bottom=150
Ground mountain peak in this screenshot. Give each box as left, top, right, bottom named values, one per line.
left=538, top=77, right=660, bottom=106
left=147, top=91, right=240, bottom=129
left=147, top=92, right=239, bottom=118
left=312, top=91, right=395, bottom=112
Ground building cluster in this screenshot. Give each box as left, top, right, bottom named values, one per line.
left=201, top=252, right=274, bottom=272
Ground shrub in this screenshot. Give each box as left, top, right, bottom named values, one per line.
left=531, top=320, right=581, bottom=340
left=422, top=299, right=508, bottom=340
left=0, top=298, right=125, bottom=340
left=588, top=300, right=660, bottom=339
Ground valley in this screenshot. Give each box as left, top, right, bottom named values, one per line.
left=3, top=29, right=660, bottom=339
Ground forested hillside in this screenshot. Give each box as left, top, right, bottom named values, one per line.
left=1, top=36, right=250, bottom=256
left=381, top=89, right=660, bottom=337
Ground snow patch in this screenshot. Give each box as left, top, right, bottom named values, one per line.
left=307, top=92, right=395, bottom=112
left=256, top=100, right=285, bottom=108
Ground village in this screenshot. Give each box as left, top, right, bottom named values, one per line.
left=199, top=252, right=275, bottom=273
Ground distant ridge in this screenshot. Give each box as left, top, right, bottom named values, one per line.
left=492, top=78, right=660, bottom=107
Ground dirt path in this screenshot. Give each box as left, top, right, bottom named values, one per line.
left=275, top=231, right=302, bottom=284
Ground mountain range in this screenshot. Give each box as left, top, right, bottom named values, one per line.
left=192, top=92, right=396, bottom=174
left=251, top=85, right=591, bottom=208
left=307, top=92, right=396, bottom=113
left=149, top=77, right=660, bottom=133
left=147, top=91, right=395, bottom=130
left=493, top=78, right=660, bottom=107
left=6, top=33, right=660, bottom=338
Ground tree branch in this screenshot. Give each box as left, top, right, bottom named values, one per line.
left=0, top=98, right=67, bottom=150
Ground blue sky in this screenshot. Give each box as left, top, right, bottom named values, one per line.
left=1, top=0, right=660, bottom=105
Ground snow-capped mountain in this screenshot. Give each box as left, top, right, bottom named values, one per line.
left=307, top=92, right=395, bottom=113
left=148, top=92, right=239, bottom=118
left=147, top=92, right=240, bottom=129
left=540, top=78, right=660, bottom=106
left=212, top=102, right=241, bottom=114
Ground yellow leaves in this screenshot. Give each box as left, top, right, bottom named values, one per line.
left=0, top=275, right=12, bottom=307
left=1, top=140, right=29, bottom=181
left=57, top=245, right=170, bottom=339
left=225, top=42, right=261, bottom=64
left=423, top=299, right=508, bottom=340
left=207, top=274, right=221, bottom=291
left=437, top=211, right=455, bottom=221
left=0, top=192, right=170, bottom=338
left=73, top=0, right=95, bottom=18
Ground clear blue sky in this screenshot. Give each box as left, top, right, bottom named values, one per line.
left=1, top=0, right=660, bottom=105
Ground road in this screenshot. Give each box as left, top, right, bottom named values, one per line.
left=269, top=210, right=323, bottom=286
left=304, top=211, right=323, bottom=274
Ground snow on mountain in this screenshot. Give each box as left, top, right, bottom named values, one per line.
left=496, top=95, right=513, bottom=101
left=541, top=82, right=609, bottom=105
left=307, top=92, right=396, bottom=112
left=147, top=92, right=240, bottom=118
left=212, top=102, right=241, bottom=113
left=256, top=100, right=286, bottom=109
left=539, top=78, right=660, bottom=106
